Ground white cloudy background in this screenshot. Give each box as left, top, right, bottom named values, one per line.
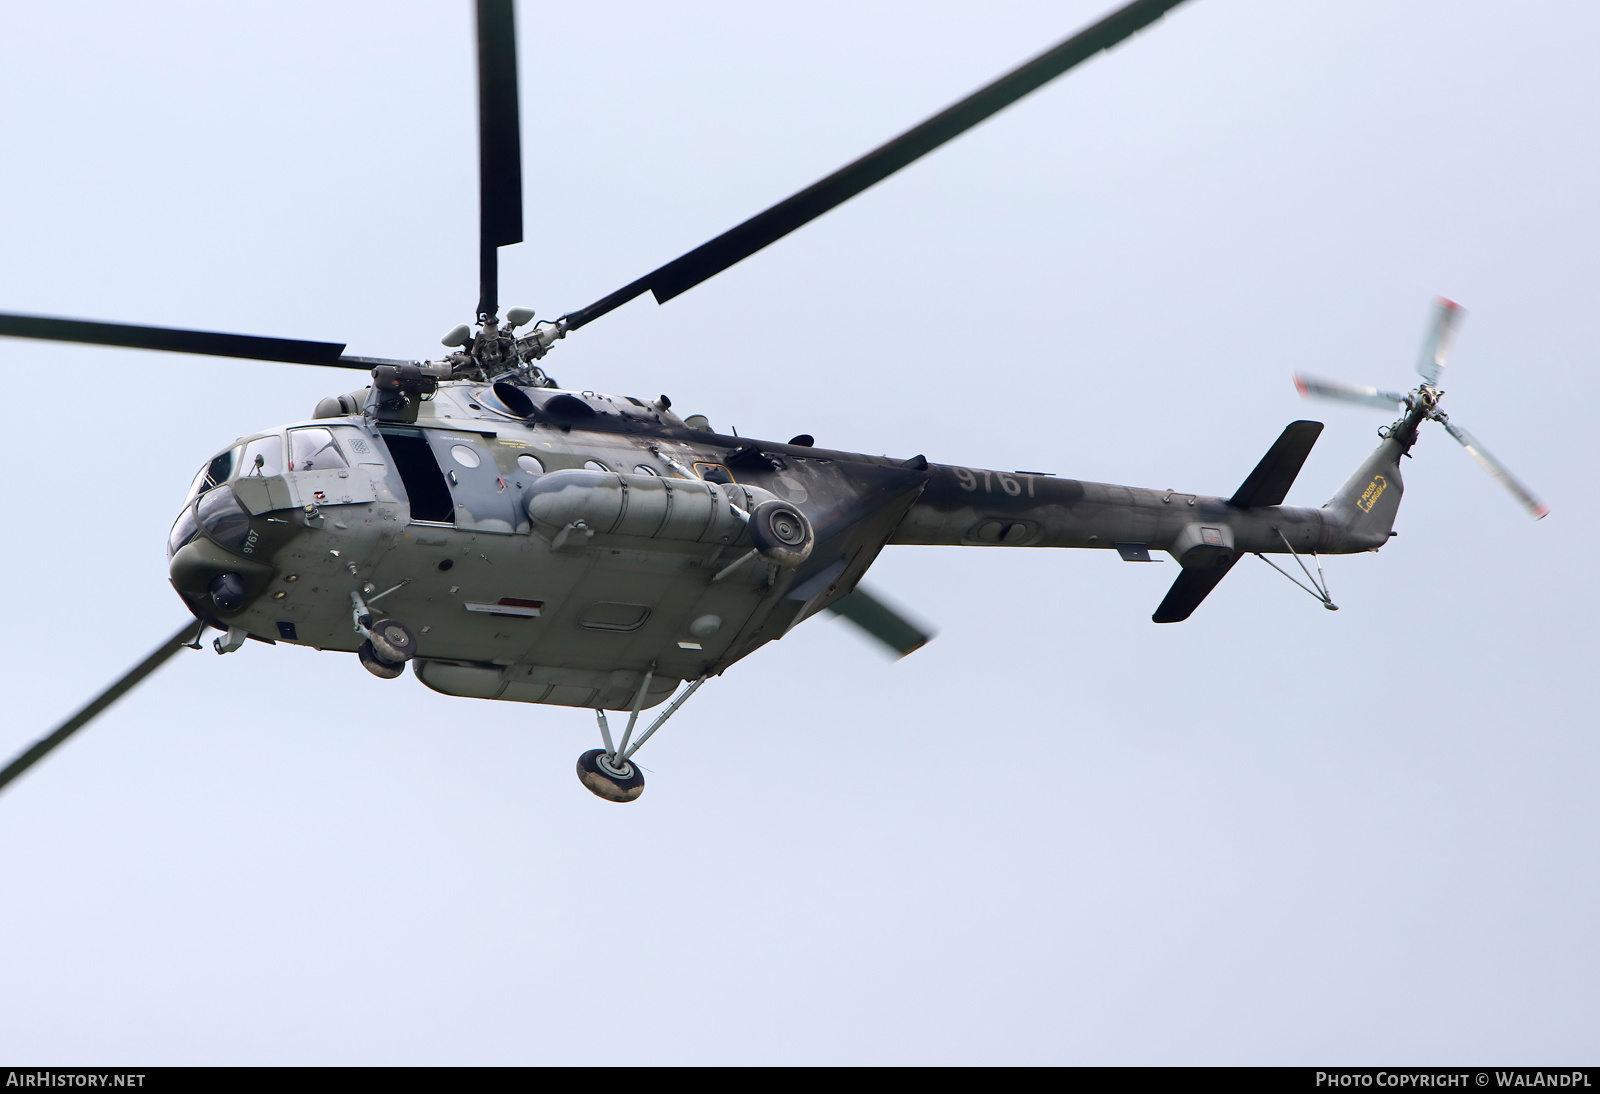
left=0, top=0, right=1594, bottom=1065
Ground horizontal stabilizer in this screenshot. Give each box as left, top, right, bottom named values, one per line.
left=828, top=586, right=933, bottom=658
left=1228, top=420, right=1323, bottom=509
left=1152, top=555, right=1237, bottom=624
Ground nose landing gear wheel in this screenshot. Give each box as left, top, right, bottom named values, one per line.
left=368, top=618, right=416, bottom=664
left=577, top=748, right=645, bottom=803
left=358, top=639, right=405, bottom=679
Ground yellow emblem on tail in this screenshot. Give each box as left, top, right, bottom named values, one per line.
left=1356, top=474, right=1388, bottom=513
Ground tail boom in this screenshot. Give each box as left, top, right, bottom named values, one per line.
left=888, top=458, right=1396, bottom=558
left=888, top=426, right=1406, bottom=624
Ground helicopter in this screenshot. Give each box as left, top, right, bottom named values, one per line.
left=0, top=0, right=1547, bottom=804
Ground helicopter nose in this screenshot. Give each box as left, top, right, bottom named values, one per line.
left=167, top=491, right=273, bottom=623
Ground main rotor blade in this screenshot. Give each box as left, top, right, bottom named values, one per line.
left=0, top=619, right=205, bottom=797
left=1416, top=297, right=1463, bottom=386
left=827, top=585, right=934, bottom=658
left=0, top=311, right=370, bottom=367
left=1440, top=419, right=1549, bottom=519
left=476, top=0, right=523, bottom=320
left=1294, top=373, right=1408, bottom=411
left=561, top=0, right=1192, bottom=331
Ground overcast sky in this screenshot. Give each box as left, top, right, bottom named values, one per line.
left=0, top=0, right=1595, bottom=1065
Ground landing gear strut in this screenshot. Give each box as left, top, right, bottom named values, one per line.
left=577, top=671, right=709, bottom=803
left=351, top=587, right=416, bottom=679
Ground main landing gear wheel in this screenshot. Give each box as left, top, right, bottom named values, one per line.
left=368, top=618, right=416, bottom=663
left=577, top=748, right=645, bottom=803
left=358, top=639, right=405, bottom=679
left=576, top=674, right=710, bottom=802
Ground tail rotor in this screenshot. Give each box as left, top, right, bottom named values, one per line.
left=1293, top=298, right=1547, bottom=520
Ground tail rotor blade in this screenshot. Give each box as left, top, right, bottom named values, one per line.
left=1440, top=420, right=1549, bottom=520
left=1416, top=297, right=1463, bottom=386
left=0, top=619, right=205, bottom=796
left=1294, top=373, right=1407, bottom=411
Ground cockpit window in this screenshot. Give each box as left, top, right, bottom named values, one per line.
left=196, top=485, right=252, bottom=553
left=184, top=446, right=241, bottom=504
left=168, top=502, right=200, bottom=559
left=184, top=467, right=209, bottom=505
left=289, top=427, right=349, bottom=471
left=208, top=447, right=237, bottom=485
left=239, top=434, right=284, bottom=478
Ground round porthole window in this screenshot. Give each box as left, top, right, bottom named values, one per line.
left=584, top=460, right=609, bottom=472
left=634, top=464, right=659, bottom=476
left=450, top=444, right=481, bottom=468
left=516, top=454, right=544, bottom=475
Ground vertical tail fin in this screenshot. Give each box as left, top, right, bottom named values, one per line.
left=1325, top=436, right=1406, bottom=551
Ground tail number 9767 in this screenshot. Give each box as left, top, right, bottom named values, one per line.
left=952, top=468, right=1034, bottom=498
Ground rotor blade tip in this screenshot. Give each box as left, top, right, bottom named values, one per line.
left=1534, top=504, right=1550, bottom=520
left=1293, top=374, right=1309, bottom=398
left=1438, top=297, right=1462, bottom=311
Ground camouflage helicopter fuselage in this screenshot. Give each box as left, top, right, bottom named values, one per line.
left=4, top=1, right=1541, bottom=805
left=166, top=375, right=1409, bottom=712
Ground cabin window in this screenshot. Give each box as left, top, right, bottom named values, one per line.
left=239, top=435, right=284, bottom=478
left=379, top=430, right=454, bottom=523
left=288, top=427, right=349, bottom=471
left=449, top=444, right=482, bottom=468
left=516, top=454, right=544, bottom=476
left=583, top=459, right=609, bottom=472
